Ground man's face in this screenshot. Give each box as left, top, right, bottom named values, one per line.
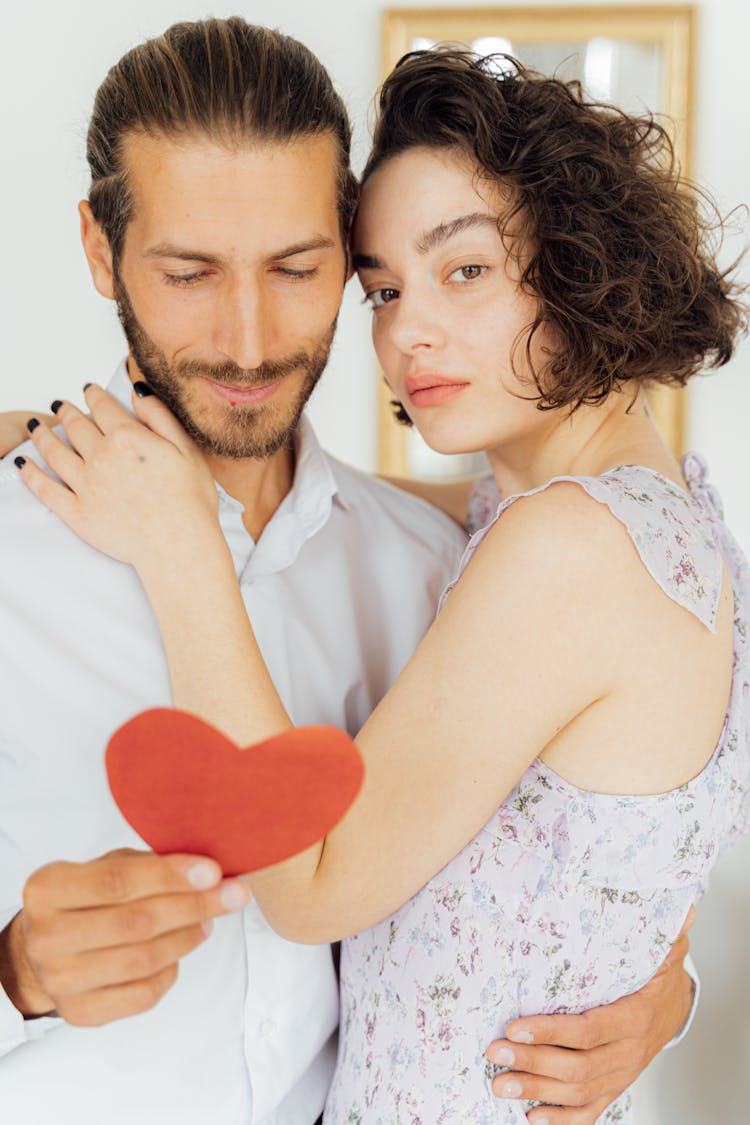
left=102, top=132, right=347, bottom=459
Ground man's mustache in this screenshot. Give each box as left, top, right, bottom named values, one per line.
left=177, top=354, right=308, bottom=387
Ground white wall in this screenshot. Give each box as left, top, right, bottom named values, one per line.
left=2, top=2, right=748, bottom=1121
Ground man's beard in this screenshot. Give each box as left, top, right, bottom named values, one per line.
left=113, top=274, right=335, bottom=459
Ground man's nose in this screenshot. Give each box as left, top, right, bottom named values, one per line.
left=214, top=278, right=270, bottom=370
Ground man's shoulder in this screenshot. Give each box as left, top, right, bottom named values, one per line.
left=327, top=454, right=468, bottom=556
left=0, top=438, right=99, bottom=559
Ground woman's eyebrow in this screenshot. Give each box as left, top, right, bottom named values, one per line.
left=352, top=251, right=384, bottom=271
left=353, top=212, right=498, bottom=271
left=415, top=212, right=498, bottom=254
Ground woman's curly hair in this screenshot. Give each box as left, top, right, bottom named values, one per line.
left=362, top=48, right=747, bottom=422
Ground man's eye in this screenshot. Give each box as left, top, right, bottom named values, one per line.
left=272, top=266, right=320, bottom=280
left=448, top=265, right=487, bottom=283
left=163, top=271, right=211, bottom=288
left=365, top=288, right=400, bottom=310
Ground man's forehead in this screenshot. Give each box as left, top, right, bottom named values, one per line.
left=120, top=129, right=341, bottom=241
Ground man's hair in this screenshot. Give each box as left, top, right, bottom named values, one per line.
left=363, top=48, right=746, bottom=421
left=87, top=17, right=359, bottom=264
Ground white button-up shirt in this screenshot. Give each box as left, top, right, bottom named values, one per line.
left=0, top=363, right=467, bottom=1125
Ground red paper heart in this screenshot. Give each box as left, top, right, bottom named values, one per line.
left=106, top=709, right=364, bottom=875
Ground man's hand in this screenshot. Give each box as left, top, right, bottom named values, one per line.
left=486, top=910, right=696, bottom=1123
left=0, top=848, right=250, bottom=1027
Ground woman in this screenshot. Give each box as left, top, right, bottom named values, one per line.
left=9, top=51, right=750, bottom=1122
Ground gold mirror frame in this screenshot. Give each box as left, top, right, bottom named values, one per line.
left=377, top=5, right=696, bottom=475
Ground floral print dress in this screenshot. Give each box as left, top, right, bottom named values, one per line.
left=324, top=455, right=750, bottom=1125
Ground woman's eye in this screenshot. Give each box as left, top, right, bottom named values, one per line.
left=365, top=288, right=400, bottom=310
left=448, top=264, right=487, bottom=283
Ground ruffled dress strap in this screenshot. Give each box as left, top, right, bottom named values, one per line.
left=466, top=472, right=501, bottom=535
left=445, top=458, right=726, bottom=631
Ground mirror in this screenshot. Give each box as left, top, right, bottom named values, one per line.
left=378, top=5, right=696, bottom=478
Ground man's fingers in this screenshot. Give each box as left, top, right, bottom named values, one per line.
left=37, top=921, right=211, bottom=996
left=505, top=1001, right=635, bottom=1051
left=26, top=880, right=242, bottom=957
left=491, top=1064, right=626, bottom=1110
left=57, top=963, right=180, bottom=1028
left=486, top=1040, right=632, bottom=1085
left=526, top=1093, right=623, bottom=1125
left=23, top=852, right=226, bottom=911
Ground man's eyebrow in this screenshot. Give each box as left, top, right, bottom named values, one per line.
left=143, top=236, right=336, bottom=264
left=143, top=243, right=217, bottom=263
left=353, top=214, right=499, bottom=272
left=416, top=212, right=499, bottom=254
left=271, top=236, right=336, bottom=260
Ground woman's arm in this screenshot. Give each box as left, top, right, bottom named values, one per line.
left=379, top=475, right=476, bottom=529
left=18, top=389, right=624, bottom=943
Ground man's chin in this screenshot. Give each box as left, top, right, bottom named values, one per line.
left=175, top=399, right=300, bottom=460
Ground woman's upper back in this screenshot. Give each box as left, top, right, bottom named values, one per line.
left=461, top=453, right=745, bottom=800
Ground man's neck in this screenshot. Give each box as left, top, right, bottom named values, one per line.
left=204, top=444, right=295, bottom=542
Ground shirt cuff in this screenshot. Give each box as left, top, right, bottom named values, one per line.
left=0, top=909, right=63, bottom=1058
left=665, top=952, right=699, bottom=1049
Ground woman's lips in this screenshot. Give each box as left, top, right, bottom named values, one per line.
left=404, top=374, right=470, bottom=408
left=202, top=375, right=286, bottom=406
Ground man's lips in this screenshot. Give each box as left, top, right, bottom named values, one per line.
left=404, top=373, right=471, bottom=408
left=201, top=375, right=287, bottom=406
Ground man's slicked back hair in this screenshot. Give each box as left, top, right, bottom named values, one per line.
left=87, top=17, right=358, bottom=263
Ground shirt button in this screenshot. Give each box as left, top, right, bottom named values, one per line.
left=260, top=1019, right=276, bottom=1039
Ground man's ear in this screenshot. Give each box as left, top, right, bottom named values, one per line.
left=79, top=201, right=116, bottom=299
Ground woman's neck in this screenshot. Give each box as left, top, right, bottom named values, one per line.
left=485, top=388, right=683, bottom=497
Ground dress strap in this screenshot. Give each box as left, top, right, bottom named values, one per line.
left=447, top=462, right=726, bottom=634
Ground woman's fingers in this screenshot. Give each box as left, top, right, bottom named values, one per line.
left=83, top=381, right=196, bottom=459
left=27, top=419, right=85, bottom=492
left=82, top=384, right=138, bottom=436
left=14, top=456, right=80, bottom=526
left=50, top=400, right=106, bottom=462
left=129, top=383, right=198, bottom=455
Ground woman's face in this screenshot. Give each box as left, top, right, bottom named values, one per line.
left=353, top=146, right=556, bottom=459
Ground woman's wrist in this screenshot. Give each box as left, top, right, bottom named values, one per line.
left=134, top=516, right=230, bottom=589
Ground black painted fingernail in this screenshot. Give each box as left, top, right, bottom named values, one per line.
left=27, top=417, right=40, bottom=433
left=14, top=456, right=26, bottom=469
left=133, top=381, right=154, bottom=398
left=83, top=383, right=92, bottom=392
left=50, top=400, right=63, bottom=414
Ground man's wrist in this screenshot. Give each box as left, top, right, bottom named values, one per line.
left=0, top=913, right=56, bottom=1017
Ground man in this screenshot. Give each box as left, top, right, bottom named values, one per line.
left=0, top=17, right=694, bottom=1125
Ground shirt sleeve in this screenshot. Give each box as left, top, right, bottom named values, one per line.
left=0, top=907, right=63, bottom=1059
left=664, top=953, right=699, bottom=1049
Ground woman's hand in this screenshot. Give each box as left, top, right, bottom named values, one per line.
left=15, top=384, right=219, bottom=567
left=0, top=412, right=55, bottom=458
